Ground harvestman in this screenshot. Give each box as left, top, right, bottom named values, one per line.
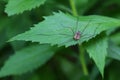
left=38, top=17, right=101, bottom=44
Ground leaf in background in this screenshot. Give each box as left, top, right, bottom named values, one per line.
left=96, top=0, right=120, bottom=17
left=5, top=14, right=32, bottom=50
left=59, top=58, right=82, bottom=80
left=110, top=32, right=120, bottom=45
left=0, top=18, right=9, bottom=48
left=76, top=0, right=97, bottom=14
left=108, top=42, right=120, bottom=61
left=102, top=0, right=120, bottom=7
left=9, top=11, right=120, bottom=47
left=0, top=44, right=55, bottom=77
left=5, top=0, right=46, bottom=16
left=85, top=35, right=108, bottom=76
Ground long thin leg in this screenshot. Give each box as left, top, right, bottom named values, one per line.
left=80, top=23, right=102, bottom=40
left=75, top=17, right=79, bottom=33
left=77, top=39, right=81, bottom=45
left=81, top=19, right=92, bottom=35
left=80, top=34, right=96, bottom=41
left=58, top=38, right=73, bottom=46
left=81, top=23, right=101, bottom=38
left=60, top=23, right=75, bottom=35
left=37, top=33, right=72, bottom=37
left=93, top=23, right=101, bottom=35
left=81, top=22, right=101, bottom=37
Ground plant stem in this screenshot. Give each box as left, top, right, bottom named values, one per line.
left=69, top=0, right=89, bottom=76
left=69, top=0, right=78, bottom=16
left=79, top=45, right=89, bottom=76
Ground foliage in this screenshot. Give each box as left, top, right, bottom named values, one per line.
left=5, top=0, right=46, bottom=16
left=0, top=44, right=55, bottom=77
left=0, top=0, right=120, bottom=80
left=85, top=35, right=108, bottom=76
left=9, top=12, right=120, bottom=47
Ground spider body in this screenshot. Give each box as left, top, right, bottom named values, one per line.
left=73, top=31, right=81, bottom=40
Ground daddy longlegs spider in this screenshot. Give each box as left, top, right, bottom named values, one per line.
left=37, top=17, right=101, bottom=45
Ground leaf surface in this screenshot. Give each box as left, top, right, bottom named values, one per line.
left=85, top=35, right=108, bottom=76
left=0, top=44, right=55, bottom=77
left=110, top=32, right=120, bottom=45
left=5, top=0, right=46, bottom=16
left=9, top=12, right=120, bottom=47
left=108, top=42, right=120, bottom=61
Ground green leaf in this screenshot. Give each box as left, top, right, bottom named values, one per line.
left=9, top=11, right=120, bottom=47
left=85, top=35, right=108, bottom=76
left=110, top=32, right=120, bottom=45
left=59, top=58, right=82, bottom=80
left=5, top=0, right=46, bottom=16
left=76, top=0, right=97, bottom=14
left=108, top=42, right=120, bottom=61
left=0, top=44, right=55, bottom=77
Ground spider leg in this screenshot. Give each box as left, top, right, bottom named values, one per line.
left=37, top=33, right=72, bottom=37
left=81, top=23, right=101, bottom=38
left=58, top=38, right=74, bottom=47
left=81, top=34, right=96, bottom=38
left=79, top=34, right=96, bottom=42
left=92, top=23, right=101, bottom=35
left=77, top=39, right=81, bottom=45
left=81, top=19, right=93, bottom=35
left=60, top=23, right=75, bottom=35
left=75, top=17, right=79, bottom=32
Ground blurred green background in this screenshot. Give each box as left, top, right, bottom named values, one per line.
left=0, top=0, right=120, bottom=80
